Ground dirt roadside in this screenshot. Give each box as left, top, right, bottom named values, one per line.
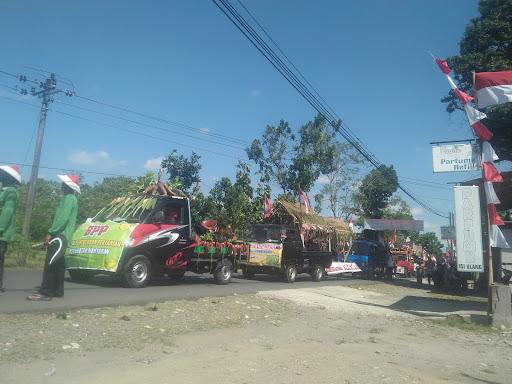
left=1, top=282, right=511, bottom=384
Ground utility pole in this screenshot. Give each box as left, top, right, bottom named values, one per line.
left=21, top=74, right=58, bottom=237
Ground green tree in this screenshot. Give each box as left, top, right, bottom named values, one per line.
left=247, top=113, right=339, bottom=195
left=353, top=165, right=399, bottom=219
left=382, top=196, right=413, bottom=220
left=161, top=150, right=201, bottom=193
left=413, top=232, right=443, bottom=257
left=247, top=119, right=295, bottom=193
left=315, top=142, right=364, bottom=219
left=16, top=179, right=61, bottom=240
left=78, top=176, right=135, bottom=223
left=442, top=0, right=512, bottom=159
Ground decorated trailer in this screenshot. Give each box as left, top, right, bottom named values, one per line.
left=65, top=185, right=235, bottom=288
left=236, top=201, right=353, bottom=282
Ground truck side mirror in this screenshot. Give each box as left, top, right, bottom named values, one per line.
left=153, top=210, right=164, bottom=224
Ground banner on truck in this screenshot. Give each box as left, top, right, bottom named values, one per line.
left=454, top=186, right=483, bottom=272
left=66, top=221, right=135, bottom=272
left=248, top=242, right=282, bottom=267
left=432, top=143, right=480, bottom=173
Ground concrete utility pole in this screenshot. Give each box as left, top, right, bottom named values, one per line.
left=21, top=74, right=58, bottom=237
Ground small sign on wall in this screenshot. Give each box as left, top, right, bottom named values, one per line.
left=432, top=143, right=480, bottom=173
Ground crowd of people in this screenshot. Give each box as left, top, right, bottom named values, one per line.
left=0, top=164, right=80, bottom=301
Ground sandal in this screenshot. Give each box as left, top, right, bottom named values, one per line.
left=26, top=293, right=52, bottom=301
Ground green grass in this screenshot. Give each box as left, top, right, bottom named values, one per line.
left=432, top=314, right=495, bottom=333
left=4, top=237, right=46, bottom=269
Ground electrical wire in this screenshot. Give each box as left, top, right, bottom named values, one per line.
left=212, top=0, right=449, bottom=218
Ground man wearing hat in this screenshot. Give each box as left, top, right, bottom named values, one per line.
left=28, top=174, right=79, bottom=301
left=0, top=165, right=21, bottom=293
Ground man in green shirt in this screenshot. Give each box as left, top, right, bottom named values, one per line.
left=28, top=175, right=79, bottom=301
left=0, top=165, right=21, bottom=293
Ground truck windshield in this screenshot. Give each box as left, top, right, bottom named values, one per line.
left=246, top=225, right=285, bottom=242
left=350, top=241, right=371, bottom=256
left=93, top=195, right=157, bottom=223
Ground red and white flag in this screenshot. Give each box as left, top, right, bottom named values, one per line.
left=491, top=225, right=510, bottom=248
left=348, top=216, right=354, bottom=230
left=475, top=70, right=512, bottom=108
left=481, top=141, right=499, bottom=162
left=484, top=181, right=500, bottom=205
left=263, top=196, right=273, bottom=219
left=482, top=162, right=504, bottom=183
left=298, top=187, right=312, bottom=214
left=464, top=104, right=493, bottom=141
left=488, top=204, right=505, bottom=226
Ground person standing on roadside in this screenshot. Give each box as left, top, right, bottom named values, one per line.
left=27, top=175, right=79, bottom=301
left=0, top=165, right=21, bottom=294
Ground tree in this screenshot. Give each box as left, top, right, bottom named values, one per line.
left=78, top=176, right=136, bottom=223
left=16, top=179, right=61, bottom=240
left=315, top=142, right=364, bottom=219
left=442, top=0, right=512, bottom=159
left=382, top=196, right=413, bottom=220
left=413, top=232, right=443, bottom=257
left=247, top=120, right=294, bottom=193
left=247, top=113, right=339, bottom=195
left=353, top=165, right=399, bottom=219
left=161, top=150, right=201, bottom=193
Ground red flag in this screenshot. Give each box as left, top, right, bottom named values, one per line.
left=472, top=121, right=493, bottom=141
left=298, top=187, right=312, bottom=214
left=488, top=204, right=505, bottom=226
left=454, top=88, right=474, bottom=105
left=348, top=216, right=354, bottom=230
left=263, top=196, right=272, bottom=219
left=435, top=59, right=451, bottom=75
left=482, top=162, right=504, bottom=183
left=475, top=70, right=512, bottom=108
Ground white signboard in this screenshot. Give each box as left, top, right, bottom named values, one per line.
left=432, top=143, right=480, bottom=173
left=454, top=186, right=483, bottom=272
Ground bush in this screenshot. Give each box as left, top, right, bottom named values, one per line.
left=4, top=234, right=46, bottom=269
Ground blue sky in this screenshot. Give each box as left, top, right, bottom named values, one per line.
left=0, top=0, right=494, bottom=238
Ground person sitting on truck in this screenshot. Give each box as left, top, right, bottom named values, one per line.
left=165, top=206, right=180, bottom=224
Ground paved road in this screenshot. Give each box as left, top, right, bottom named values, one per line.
left=0, top=270, right=370, bottom=314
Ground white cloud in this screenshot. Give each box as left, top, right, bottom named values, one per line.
left=250, top=89, right=261, bottom=97
left=68, top=150, right=127, bottom=167
left=411, top=207, right=425, bottom=218
left=424, top=220, right=442, bottom=239
left=199, top=127, right=210, bottom=134
left=144, top=156, right=164, bottom=170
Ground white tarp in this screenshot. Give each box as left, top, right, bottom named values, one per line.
left=454, top=186, right=483, bottom=272
left=325, top=262, right=362, bottom=275
left=432, top=143, right=480, bottom=173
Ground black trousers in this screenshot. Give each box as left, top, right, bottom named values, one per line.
left=0, top=241, right=7, bottom=290
left=40, top=235, right=67, bottom=297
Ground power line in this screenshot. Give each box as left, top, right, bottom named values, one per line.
left=54, top=100, right=247, bottom=151
left=212, top=0, right=448, bottom=218
left=0, top=160, right=139, bottom=178
left=72, top=93, right=248, bottom=146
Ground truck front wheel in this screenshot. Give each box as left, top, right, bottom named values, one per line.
left=284, top=264, right=297, bottom=283
left=123, top=255, right=152, bottom=288
left=312, top=265, right=323, bottom=282
left=214, top=260, right=233, bottom=285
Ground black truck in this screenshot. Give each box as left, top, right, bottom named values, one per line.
left=237, top=224, right=334, bottom=283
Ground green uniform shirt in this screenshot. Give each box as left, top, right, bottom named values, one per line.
left=0, top=186, right=18, bottom=242
left=48, top=193, right=78, bottom=243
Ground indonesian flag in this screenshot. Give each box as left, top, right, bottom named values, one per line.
left=482, top=162, right=503, bottom=183
left=464, top=104, right=493, bottom=141
left=298, top=187, right=312, bottom=214
left=348, top=216, right=354, bottom=231
left=443, top=74, right=474, bottom=104
left=491, top=225, right=510, bottom=248
left=488, top=204, right=505, bottom=226
left=475, top=70, right=512, bottom=108
left=263, top=196, right=273, bottom=219
left=481, top=141, right=499, bottom=162
left=484, top=181, right=500, bottom=204
left=389, top=230, right=397, bottom=247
